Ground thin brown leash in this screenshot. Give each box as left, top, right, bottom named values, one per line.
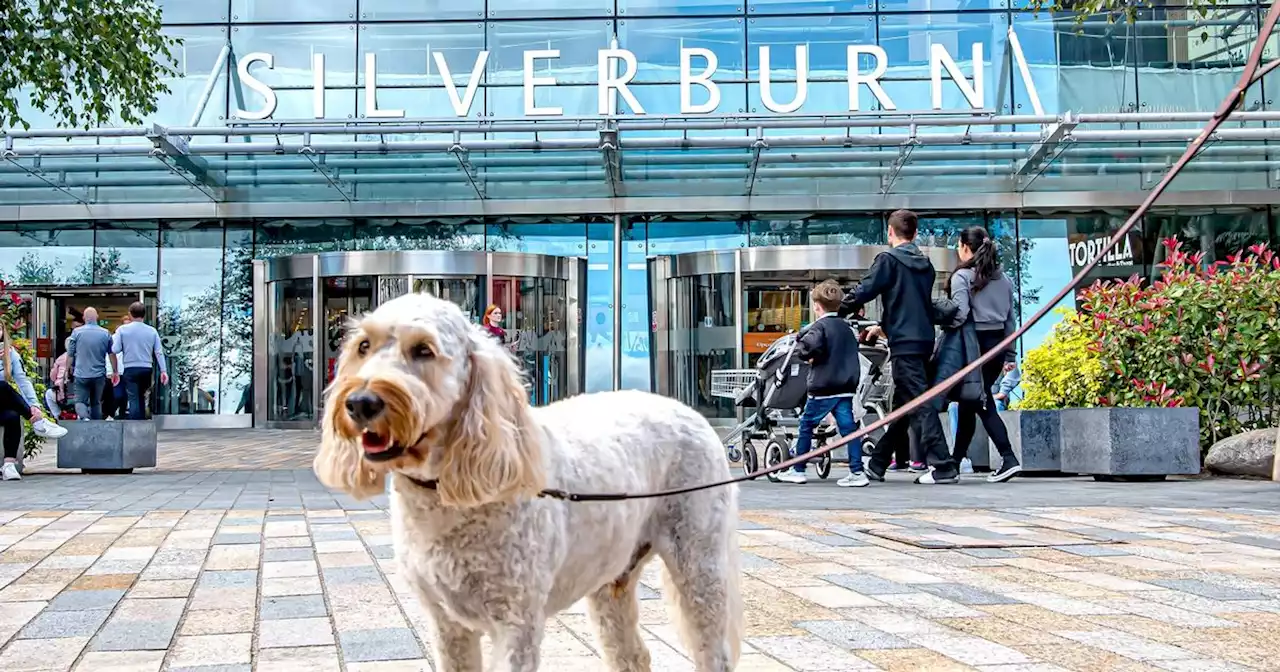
left=417, top=6, right=1280, bottom=503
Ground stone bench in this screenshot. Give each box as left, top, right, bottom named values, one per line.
left=56, top=420, right=157, bottom=474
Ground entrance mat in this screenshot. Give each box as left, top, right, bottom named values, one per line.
left=861, top=524, right=1118, bottom=549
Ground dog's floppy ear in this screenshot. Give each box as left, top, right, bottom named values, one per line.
left=314, top=328, right=387, bottom=500
left=436, top=330, right=546, bottom=507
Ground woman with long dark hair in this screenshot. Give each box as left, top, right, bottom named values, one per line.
left=947, top=226, right=1021, bottom=483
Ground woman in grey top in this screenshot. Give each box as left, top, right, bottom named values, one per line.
left=947, top=226, right=1021, bottom=483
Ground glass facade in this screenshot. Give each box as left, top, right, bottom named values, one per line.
left=4, top=1, right=1280, bottom=424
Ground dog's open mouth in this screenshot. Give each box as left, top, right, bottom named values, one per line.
left=360, top=430, right=405, bottom=462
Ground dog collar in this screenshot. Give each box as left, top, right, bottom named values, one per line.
left=400, top=475, right=609, bottom=502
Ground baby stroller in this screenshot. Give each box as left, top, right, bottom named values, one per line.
left=712, top=320, right=892, bottom=481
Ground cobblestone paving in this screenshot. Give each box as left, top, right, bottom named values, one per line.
left=3, top=496, right=1280, bottom=671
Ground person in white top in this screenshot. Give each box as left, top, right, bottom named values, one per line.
left=1, top=345, right=69, bottom=481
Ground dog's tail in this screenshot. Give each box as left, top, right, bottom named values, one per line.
left=660, top=486, right=744, bottom=667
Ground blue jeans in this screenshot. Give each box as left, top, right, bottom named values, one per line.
left=123, top=367, right=153, bottom=420
left=73, top=376, right=106, bottom=420
left=948, top=402, right=959, bottom=438
left=794, top=396, right=862, bottom=473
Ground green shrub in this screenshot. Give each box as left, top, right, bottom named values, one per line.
left=1017, top=309, right=1105, bottom=411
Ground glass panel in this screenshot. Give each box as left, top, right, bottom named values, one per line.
left=0, top=222, right=95, bottom=286
left=107, top=26, right=229, bottom=132
left=256, top=219, right=354, bottom=258
left=540, top=278, right=569, bottom=402
left=619, top=17, right=746, bottom=83
left=486, top=20, right=614, bottom=86
left=747, top=15, right=876, bottom=82
left=620, top=0, right=744, bottom=17
left=1144, top=209, right=1270, bottom=267
left=620, top=222, right=650, bottom=391
left=1135, top=8, right=1261, bottom=123
left=361, top=0, right=484, bottom=21
left=221, top=226, right=254, bottom=414
left=94, top=222, right=159, bottom=285
left=359, top=23, right=487, bottom=87
left=413, top=277, right=482, bottom=322
left=672, top=272, right=736, bottom=419
left=646, top=217, right=747, bottom=254
left=1014, top=215, right=1076, bottom=355
left=158, top=220, right=225, bottom=416
left=748, top=215, right=884, bottom=246
left=1012, top=12, right=1138, bottom=118
left=230, top=23, right=357, bottom=88
left=877, top=12, right=1007, bottom=111
left=916, top=214, right=980, bottom=249
left=485, top=221, right=587, bottom=256
left=750, top=0, right=871, bottom=15
left=744, top=284, right=806, bottom=367
left=231, top=0, right=355, bottom=23
left=879, top=0, right=1004, bottom=11
left=586, top=221, right=614, bottom=393
left=487, top=0, right=611, bottom=19
left=353, top=219, right=485, bottom=251
left=321, top=276, right=374, bottom=392
left=157, top=0, right=229, bottom=23
left=268, top=278, right=315, bottom=422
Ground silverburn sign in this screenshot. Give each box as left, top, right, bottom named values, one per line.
left=233, top=31, right=1044, bottom=120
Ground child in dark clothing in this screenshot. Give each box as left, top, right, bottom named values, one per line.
left=776, top=280, right=868, bottom=487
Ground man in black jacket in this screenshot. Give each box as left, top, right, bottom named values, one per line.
left=839, top=209, right=958, bottom=484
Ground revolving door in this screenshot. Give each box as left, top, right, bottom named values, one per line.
left=648, top=244, right=956, bottom=423
left=252, top=251, right=585, bottom=429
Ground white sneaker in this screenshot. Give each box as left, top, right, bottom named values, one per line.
left=31, top=419, right=68, bottom=439
left=837, top=472, right=870, bottom=488
left=959, top=458, right=974, bottom=475
left=776, top=472, right=808, bottom=484
left=2, top=463, right=20, bottom=481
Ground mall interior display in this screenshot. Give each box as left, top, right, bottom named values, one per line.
left=57, top=420, right=158, bottom=474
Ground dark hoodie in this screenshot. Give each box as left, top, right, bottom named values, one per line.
left=838, top=241, right=937, bottom=357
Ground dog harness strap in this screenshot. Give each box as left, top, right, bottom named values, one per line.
left=402, top=477, right=628, bottom=502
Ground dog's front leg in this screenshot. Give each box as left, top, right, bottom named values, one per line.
left=431, top=614, right=483, bottom=672
left=491, top=620, right=544, bottom=672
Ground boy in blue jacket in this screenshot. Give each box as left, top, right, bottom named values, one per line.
left=776, top=280, right=868, bottom=487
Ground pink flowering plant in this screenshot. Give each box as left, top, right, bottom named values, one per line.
left=1074, top=239, right=1280, bottom=448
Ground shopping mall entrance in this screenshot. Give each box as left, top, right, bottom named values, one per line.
left=12, top=285, right=157, bottom=382
left=648, top=244, right=956, bottom=423
left=251, top=251, right=585, bottom=429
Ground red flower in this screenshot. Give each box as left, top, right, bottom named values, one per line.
left=1238, top=358, right=1263, bottom=381
left=1248, top=243, right=1267, bottom=257
left=1161, top=237, right=1181, bottom=252
left=8, top=292, right=21, bottom=306
left=1198, top=354, right=1216, bottom=374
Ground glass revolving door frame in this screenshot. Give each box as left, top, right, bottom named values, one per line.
left=649, top=244, right=958, bottom=425
left=253, top=250, right=585, bottom=429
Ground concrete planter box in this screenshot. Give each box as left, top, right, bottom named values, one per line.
left=990, top=410, right=1064, bottom=473
left=1059, top=407, right=1200, bottom=479
left=57, top=420, right=157, bottom=473
left=939, top=411, right=991, bottom=471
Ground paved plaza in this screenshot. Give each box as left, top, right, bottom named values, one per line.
left=1, top=432, right=1279, bottom=671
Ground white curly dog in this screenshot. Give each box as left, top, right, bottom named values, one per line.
left=314, top=292, right=743, bottom=671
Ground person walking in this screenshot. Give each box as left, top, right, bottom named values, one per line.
left=993, top=363, right=1021, bottom=411
left=112, top=302, right=168, bottom=420
left=1, top=343, right=68, bottom=481
left=945, top=226, right=1022, bottom=483
left=67, top=307, right=115, bottom=420
left=839, top=210, right=958, bottom=485
left=774, top=280, right=867, bottom=487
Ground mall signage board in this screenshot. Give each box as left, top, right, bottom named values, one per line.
left=232, top=32, right=1043, bottom=120
left=1068, top=231, right=1143, bottom=276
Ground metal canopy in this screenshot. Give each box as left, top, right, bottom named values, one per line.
left=4, top=110, right=1280, bottom=208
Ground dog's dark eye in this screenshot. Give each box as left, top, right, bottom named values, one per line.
left=410, top=344, right=434, bottom=360
left=357, top=339, right=370, bottom=356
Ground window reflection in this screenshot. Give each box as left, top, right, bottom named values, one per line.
left=748, top=215, right=884, bottom=246
left=486, top=20, right=613, bottom=86
left=221, top=226, right=254, bottom=414
left=487, top=0, right=611, bottom=19
left=747, top=15, right=876, bottom=81
left=620, top=18, right=746, bottom=83
left=256, top=219, right=355, bottom=258
left=359, top=23, right=486, bottom=87
left=353, top=219, right=485, bottom=251
left=0, top=222, right=95, bottom=286
left=230, top=23, right=357, bottom=89
left=361, top=0, right=484, bottom=21
left=156, top=0, right=228, bottom=24
left=621, top=0, right=745, bottom=17
left=231, top=0, right=355, bottom=23
left=1144, top=209, right=1270, bottom=268
left=94, top=222, right=160, bottom=285
left=1014, top=215, right=1076, bottom=355
left=587, top=220, right=614, bottom=393
left=158, top=221, right=225, bottom=415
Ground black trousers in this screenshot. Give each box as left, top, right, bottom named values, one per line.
left=869, top=354, right=955, bottom=475
left=952, top=330, right=1016, bottom=463
left=0, top=383, right=34, bottom=460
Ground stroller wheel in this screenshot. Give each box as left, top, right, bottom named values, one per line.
left=726, top=444, right=743, bottom=463
left=741, top=442, right=760, bottom=479
left=763, top=439, right=787, bottom=483
left=816, top=451, right=833, bottom=480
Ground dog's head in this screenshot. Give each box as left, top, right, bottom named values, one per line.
left=315, top=293, right=545, bottom=506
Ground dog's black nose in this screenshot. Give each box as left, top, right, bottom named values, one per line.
left=345, top=390, right=385, bottom=423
